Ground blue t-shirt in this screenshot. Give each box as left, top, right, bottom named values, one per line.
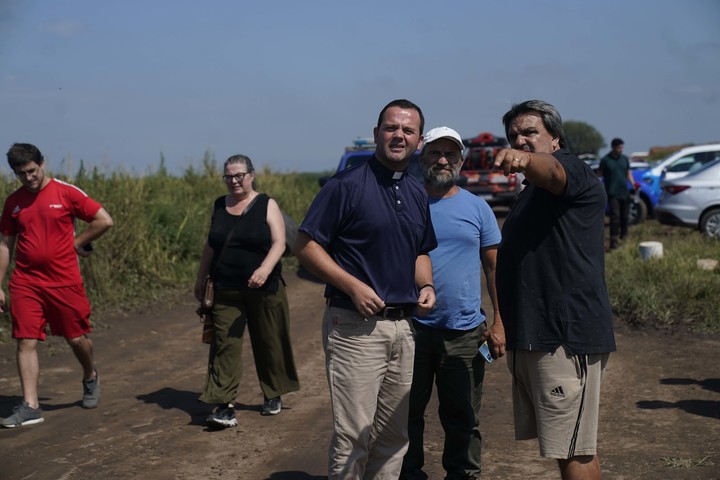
left=299, top=156, right=437, bottom=304
left=414, top=188, right=501, bottom=330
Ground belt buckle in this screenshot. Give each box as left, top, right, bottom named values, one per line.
left=382, top=306, right=401, bottom=319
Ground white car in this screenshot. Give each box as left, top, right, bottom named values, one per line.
left=655, top=159, right=720, bottom=238
left=641, top=143, right=720, bottom=201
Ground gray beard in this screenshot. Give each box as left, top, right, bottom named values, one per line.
left=424, top=168, right=458, bottom=188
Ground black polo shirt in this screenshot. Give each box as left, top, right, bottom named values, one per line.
left=496, top=150, right=616, bottom=355
left=299, top=156, right=437, bottom=305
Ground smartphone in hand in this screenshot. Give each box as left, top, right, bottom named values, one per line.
left=479, top=341, right=494, bottom=363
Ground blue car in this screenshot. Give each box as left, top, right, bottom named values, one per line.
left=640, top=143, right=720, bottom=213
left=630, top=167, right=658, bottom=224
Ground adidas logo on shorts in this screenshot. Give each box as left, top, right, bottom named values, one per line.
left=550, top=386, right=565, bottom=398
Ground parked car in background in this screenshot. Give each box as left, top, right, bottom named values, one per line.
left=641, top=143, right=720, bottom=205
left=460, top=132, right=521, bottom=206
left=654, top=159, right=720, bottom=238
left=319, top=137, right=423, bottom=188
left=629, top=166, right=659, bottom=223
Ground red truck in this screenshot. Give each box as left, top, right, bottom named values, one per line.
left=460, top=132, right=523, bottom=206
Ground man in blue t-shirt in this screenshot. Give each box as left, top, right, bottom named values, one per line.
left=295, top=99, right=437, bottom=480
left=400, top=127, right=504, bottom=480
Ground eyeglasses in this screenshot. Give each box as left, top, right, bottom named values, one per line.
left=222, top=172, right=249, bottom=183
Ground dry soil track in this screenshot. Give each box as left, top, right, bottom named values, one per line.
left=1, top=272, right=718, bottom=480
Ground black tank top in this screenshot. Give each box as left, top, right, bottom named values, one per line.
left=207, top=193, right=281, bottom=291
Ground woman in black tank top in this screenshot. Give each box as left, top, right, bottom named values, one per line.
left=193, top=154, right=299, bottom=427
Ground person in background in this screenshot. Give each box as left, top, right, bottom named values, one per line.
left=295, top=99, right=437, bottom=479
left=194, top=154, right=299, bottom=427
left=599, top=137, right=635, bottom=250
left=400, top=126, right=505, bottom=480
left=0, top=143, right=114, bottom=428
left=494, top=100, right=615, bottom=480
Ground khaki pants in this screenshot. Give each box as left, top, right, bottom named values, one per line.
left=323, top=305, right=415, bottom=480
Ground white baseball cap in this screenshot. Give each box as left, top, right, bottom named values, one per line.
left=423, top=126, right=464, bottom=153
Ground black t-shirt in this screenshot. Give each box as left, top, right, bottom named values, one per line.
left=497, top=150, right=616, bottom=355
left=208, top=193, right=281, bottom=292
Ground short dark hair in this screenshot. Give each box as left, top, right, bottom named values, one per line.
left=376, top=99, right=425, bottom=135
left=502, top=100, right=568, bottom=149
left=7, top=143, right=44, bottom=170
left=611, top=138, right=624, bottom=148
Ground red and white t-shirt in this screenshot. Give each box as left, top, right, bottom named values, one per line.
left=0, top=179, right=102, bottom=287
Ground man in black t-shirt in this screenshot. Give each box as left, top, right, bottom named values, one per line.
left=494, top=100, right=615, bottom=480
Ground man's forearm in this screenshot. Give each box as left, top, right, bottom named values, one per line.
left=0, top=248, right=10, bottom=285
left=481, top=247, right=500, bottom=319
left=0, top=236, right=16, bottom=285
left=76, top=208, right=114, bottom=247
left=414, top=254, right=433, bottom=287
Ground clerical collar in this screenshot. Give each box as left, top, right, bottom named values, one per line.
left=369, top=155, right=407, bottom=180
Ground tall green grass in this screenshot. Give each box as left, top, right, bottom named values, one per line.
left=605, top=220, right=720, bottom=332
left=0, top=162, right=322, bottom=342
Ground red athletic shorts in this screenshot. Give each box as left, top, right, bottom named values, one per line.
left=9, top=283, right=92, bottom=340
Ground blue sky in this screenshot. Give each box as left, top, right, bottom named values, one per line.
left=1, top=0, right=718, bottom=176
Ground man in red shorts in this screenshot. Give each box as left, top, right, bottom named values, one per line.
left=0, top=143, right=114, bottom=428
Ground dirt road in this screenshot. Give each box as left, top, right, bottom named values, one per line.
left=1, top=272, right=718, bottom=480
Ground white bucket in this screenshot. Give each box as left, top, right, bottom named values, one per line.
left=639, top=241, right=663, bottom=260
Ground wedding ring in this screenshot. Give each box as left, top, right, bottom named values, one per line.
left=513, top=158, right=519, bottom=163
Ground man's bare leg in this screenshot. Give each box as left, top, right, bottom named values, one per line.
left=17, top=338, right=40, bottom=408
left=66, top=334, right=96, bottom=380
left=558, top=455, right=601, bottom=480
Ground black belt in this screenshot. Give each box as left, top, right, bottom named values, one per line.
left=327, top=297, right=415, bottom=320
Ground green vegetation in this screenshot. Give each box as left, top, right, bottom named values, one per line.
left=0, top=164, right=323, bottom=343
left=605, top=220, right=720, bottom=333
left=563, top=120, right=605, bottom=156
